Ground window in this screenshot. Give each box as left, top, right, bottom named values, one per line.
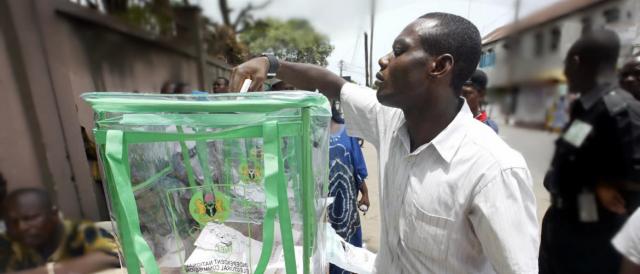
left=479, top=49, right=496, bottom=68
left=534, top=31, right=544, bottom=57
left=550, top=27, right=561, bottom=52
left=603, top=7, right=620, bottom=23
left=502, top=37, right=519, bottom=51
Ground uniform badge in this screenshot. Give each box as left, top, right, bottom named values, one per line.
left=562, top=119, right=593, bottom=148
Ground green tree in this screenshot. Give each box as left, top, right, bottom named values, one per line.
left=240, top=18, right=334, bottom=66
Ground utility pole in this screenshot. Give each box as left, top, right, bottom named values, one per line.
left=369, top=0, right=376, bottom=87
left=506, top=0, right=521, bottom=122
left=339, top=60, right=344, bottom=77
left=364, top=32, right=369, bottom=87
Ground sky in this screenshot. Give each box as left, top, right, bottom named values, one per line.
left=198, top=0, right=561, bottom=84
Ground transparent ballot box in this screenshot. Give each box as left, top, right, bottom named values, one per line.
left=83, top=92, right=331, bottom=274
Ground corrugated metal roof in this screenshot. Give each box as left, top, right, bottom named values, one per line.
left=482, top=0, right=611, bottom=45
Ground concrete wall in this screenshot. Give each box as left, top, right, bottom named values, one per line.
left=0, top=0, right=230, bottom=220
left=0, top=22, right=49, bottom=192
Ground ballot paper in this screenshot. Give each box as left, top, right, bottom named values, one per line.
left=185, top=222, right=306, bottom=274
left=185, top=223, right=261, bottom=273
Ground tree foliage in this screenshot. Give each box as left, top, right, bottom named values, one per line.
left=205, top=22, right=249, bottom=65
left=217, top=0, right=272, bottom=33
left=240, top=18, right=333, bottom=66
left=83, top=0, right=176, bottom=36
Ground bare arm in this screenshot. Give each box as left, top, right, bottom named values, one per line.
left=229, top=57, right=346, bottom=100
left=9, top=252, right=120, bottom=274
left=358, top=181, right=370, bottom=208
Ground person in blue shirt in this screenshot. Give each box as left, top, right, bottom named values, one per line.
left=328, top=102, right=370, bottom=274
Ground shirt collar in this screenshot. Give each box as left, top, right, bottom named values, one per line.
left=579, top=83, right=614, bottom=110
left=394, top=98, right=471, bottom=163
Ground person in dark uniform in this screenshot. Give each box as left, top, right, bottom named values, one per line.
left=539, top=29, right=640, bottom=274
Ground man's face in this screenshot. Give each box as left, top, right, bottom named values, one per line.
left=5, top=194, right=58, bottom=249
left=619, top=57, right=640, bottom=99
left=462, top=84, right=481, bottom=115
left=213, top=79, right=229, bottom=93
left=375, top=20, right=435, bottom=108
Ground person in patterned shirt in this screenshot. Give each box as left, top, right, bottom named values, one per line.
left=0, top=188, right=120, bottom=273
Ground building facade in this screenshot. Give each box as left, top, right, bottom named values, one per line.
left=481, top=0, right=640, bottom=128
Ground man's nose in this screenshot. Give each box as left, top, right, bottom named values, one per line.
left=17, top=219, right=31, bottom=231
left=378, top=53, right=392, bottom=70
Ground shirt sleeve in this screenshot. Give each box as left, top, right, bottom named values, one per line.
left=469, top=167, right=540, bottom=274
left=348, top=136, right=368, bottom=187
left=612, top=209, right=640, bottom=265
left=340, top=83, right=395, bottom=148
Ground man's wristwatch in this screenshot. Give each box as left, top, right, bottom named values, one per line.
left=261, top=53, right=279, bottom=79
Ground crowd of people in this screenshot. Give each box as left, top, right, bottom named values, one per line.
left=3, top=9, right=640, bottom=274
left=230, top=12, right=640, bottom=274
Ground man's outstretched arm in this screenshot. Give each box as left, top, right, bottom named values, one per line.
left=230, top=57, right=346, bottom=100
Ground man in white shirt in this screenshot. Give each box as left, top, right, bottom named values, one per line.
left=230, top=12, right=539, bottom=274
left=613, top=209, right=640, bottom=274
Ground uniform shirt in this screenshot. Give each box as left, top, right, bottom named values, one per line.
left=0, top=220, right=119, bottom=271
left=340, top=83, right=539, bottom=274
left=545, top=85, right=640, bottom=215
left=612, top=208, right=640, bottom=265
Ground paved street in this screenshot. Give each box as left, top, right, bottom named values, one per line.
left=358, top=123, right=557, bottom=252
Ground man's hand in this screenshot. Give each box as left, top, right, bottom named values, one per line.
left=358, top=194, right=370, bottom=208
left=229, top=57, right=346, bottom=100
left=358, top=181, right=370, bottom=208
left=230, top=57, right=270, bottom=92
left=596, top=182, right=627, bottom=215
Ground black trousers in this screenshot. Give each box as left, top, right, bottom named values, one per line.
left=539, top=206, right=627, bottom=274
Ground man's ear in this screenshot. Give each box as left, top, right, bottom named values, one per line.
left=430, top=54, right=454, bottom=78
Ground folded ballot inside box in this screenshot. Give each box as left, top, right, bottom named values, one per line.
left=185, top=223, right=261, bottom=273
left=185, top=222, right=304, bottom=274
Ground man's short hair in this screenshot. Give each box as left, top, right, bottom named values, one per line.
left=215, top=77, right=230, bottom=86
left=3, top=188, right=54, bottom=214
left=569, top=28, right=620, bottom=68
left=417, top=13, right=482, bottom=92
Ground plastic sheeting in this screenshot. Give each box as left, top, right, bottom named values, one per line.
left=83, top=91, right=331, bottom=274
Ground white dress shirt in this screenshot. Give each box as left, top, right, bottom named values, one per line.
left=612, top=209, right=640, bottom=265
left=339, top=83, right=539, bottom=274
